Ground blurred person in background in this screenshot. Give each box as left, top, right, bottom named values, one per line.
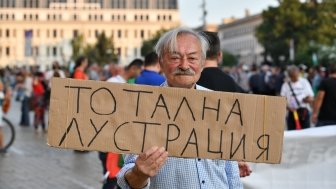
left=135, top=52, right=165, bottom=86
left=88, top=63, right=101, bottom=81
left=19, top=70, right=33, bottom=127
left=197, top=31, right=245, bottom=93
left=106, top=59, right=143, bottom=83
left=312, top=66, right=326, bottom=95
left=72, top=56, right=89, bottom=80
left=280, top=65, right=314, bottom=130
left=45, top=61, right=65, bottom=108
left=32, top=72, right=47, bottom=133
left=312, top=65, right=336, bottom=126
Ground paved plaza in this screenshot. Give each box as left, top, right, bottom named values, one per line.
left=0, top=100, right=103, bottom=189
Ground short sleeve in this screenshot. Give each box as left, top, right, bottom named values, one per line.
left=318, top=79, right=327, bottom=91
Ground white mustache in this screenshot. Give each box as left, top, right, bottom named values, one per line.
left=172, top=68, right=195, bottom=76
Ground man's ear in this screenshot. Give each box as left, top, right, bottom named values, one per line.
left=217, top=52, right=223, bottom=66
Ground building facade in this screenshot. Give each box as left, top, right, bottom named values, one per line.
left=217, top=14, right=263, bottom=65
left=0, top=0, right=179, bottom=67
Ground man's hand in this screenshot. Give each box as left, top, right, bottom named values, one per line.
left=311, top=113, right=318, bottom=124
left=125, top=146, right=168, bottom=188
left=238, top=161, right=252, bottom=177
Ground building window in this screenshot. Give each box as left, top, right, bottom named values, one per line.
left=157, top=15, right=160, bottom=21
left=47, top=14, right=50, bottom=20
left=100, top=15, right=103, bottom=20
left=53, top=29, right=57, bottom=38
left=74, top=14, right=77, bottom=20
left=35, top=14, right=38, bottom=20
left=89, top=15, right=92, bottom=20
left=53, top=46, right=57, bottom=56
left=140, top=30, right=144, bottom=39
left=73, top=30, right=78, bottom=38
left=34, top=46, right=39, bottom=56
left=134, top=15, right=137, bottom=21
left=163, top=15, right=166, bottom=21
left=168, top=15, right=172, bottom=21
left=123, top=15, right=126, bottom=21
left=146, top=15, right=149, bottom=21
left=47, top=29, right=50, bottom=38
left=47, top=47, right=50, bottom=57
left=95, top=30, right=99, bottom=37
left=60, top=30, right=64, bottom=38
left=12, top=14, right=15, bottom=20
left=6, top=47, right=10, bottom=56
left=111, top=15, right=114, bottom=21
left=117, top=30, right=122, bottom=38
left=6, top=29, right=9, bottom=37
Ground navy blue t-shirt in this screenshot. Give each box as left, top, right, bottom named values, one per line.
left=135, top=70, right=165, bottom=86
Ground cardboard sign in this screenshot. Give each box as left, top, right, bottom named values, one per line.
left=47, top=78, right=286, bottom=164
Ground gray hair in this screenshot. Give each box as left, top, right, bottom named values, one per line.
left=287, top=65, right=299, bottom=76
left=155, top=27, right=209, bottom=62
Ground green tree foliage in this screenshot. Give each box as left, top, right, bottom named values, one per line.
left=70, top=34, right=85, bottom=61
left=221, top=51, right=238, bottom=67
left=71, top=32, right=118, bottom=65
left=141, top=29, right=167, bottom=56
left=256, top=0, right=336, bottom=66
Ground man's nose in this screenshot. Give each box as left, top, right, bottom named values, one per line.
left=179, top=56, right=189, bottom=70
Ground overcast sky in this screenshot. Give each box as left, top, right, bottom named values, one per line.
left=178, top=0, right=279, bottom=27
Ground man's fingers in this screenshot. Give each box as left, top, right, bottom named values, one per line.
left=139, top=146, right=159, bottom=161
left=149, top=147, right=165, bottom=161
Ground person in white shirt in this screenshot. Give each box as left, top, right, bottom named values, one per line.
left=106, top=59, right=143, bottom=83
left=280, top=65, right=314, bottom=130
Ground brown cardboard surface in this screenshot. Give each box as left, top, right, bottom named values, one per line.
left=47, top=78, right=286, bottom=164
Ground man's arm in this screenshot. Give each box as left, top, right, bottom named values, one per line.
left=312, top=91, right=325, bottom=124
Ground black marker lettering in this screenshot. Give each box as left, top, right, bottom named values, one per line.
left=151, top=94, right=171, bottom=119
left=113, top=122, right=130, bottom=152
left=90, top=87, right=116, bottom=115
left=202, top=97, right=220, bottom=121
left=123, top=89, right=153, bottom=116
left=58, top=118, right=84, bottom=147
left=165, top=124, right=180, bottom=151
left=181, top=128, right=199, bottom=156
left=174, top=97, right=196, bottom=121
left=133, top=121, right=161, bottom=152
left=230, top=132, right=246, bottom=159
left=207, top=129, right=223, bottom=158
left=64, top=86, right=92, bottom=113
left=225, top=99, right=243, bottom=126
left=256, top=134, right=270, bottom=161
left=87, top=119, right=109, bottom=147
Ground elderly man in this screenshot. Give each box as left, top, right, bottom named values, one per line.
left=117, top=27, right=243, bottom=189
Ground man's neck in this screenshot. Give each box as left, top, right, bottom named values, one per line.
left=204, top=60, right=218, bottom=68
left=144, top=66, right=160, bottom=73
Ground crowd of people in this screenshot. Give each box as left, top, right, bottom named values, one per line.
left=0, top=27, right=335, bottom=188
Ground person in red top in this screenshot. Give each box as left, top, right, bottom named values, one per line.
left=72, top=56, right=89, bottom=80
left=32, top=72, right=47, bottom=133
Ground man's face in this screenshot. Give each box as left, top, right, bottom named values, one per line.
left=160, top=34, right=204, bottom=89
